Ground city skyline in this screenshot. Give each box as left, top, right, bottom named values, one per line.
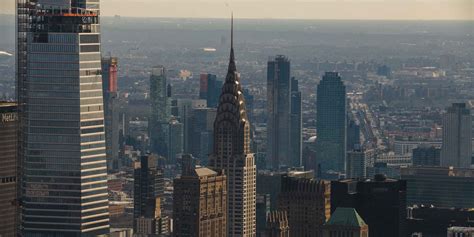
left=1, top=0, right=473, bottom=20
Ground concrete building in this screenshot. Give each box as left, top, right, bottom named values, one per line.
left=331, top=175, right=407, bottom=237
left=346, top=149, right=367, bottom=179
left=441, top=103, right=472, bottom=168
left=323, top=207, right=369, bottom=237
left=0, top=102, right=17, bottom=236
left=257, top=169, right=314, bottom=211
left=173, top=154, right=227, bottom=237
left=208, top=17, right=256, bottom=236
left=277, top=176, right=331, bottom=237
left=267, top=55, right=302, bottom=169
left=18, top=1, right=109, bottom=234
left=412, top=145, right=441, bottom=166
left=264, top=211, right=290, bottom=237
left=316, top=72, right=347, bottom=175
left=401, top=166, right=474, bottom=208
left=102, top=56, right=121, bottom=171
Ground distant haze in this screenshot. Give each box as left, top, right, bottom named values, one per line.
left=0, top=0, right=473, bottom=20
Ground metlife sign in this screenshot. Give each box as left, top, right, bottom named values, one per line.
left=1, top=112, right=17, bottom=123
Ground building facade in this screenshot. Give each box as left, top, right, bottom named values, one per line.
left=412, top=145, right=441, bottom=166
left=277, top=176, right=331, bottom=237
left=150, top=66, right=170, bottom=157
left=133, top=154, right=165, bottom=235
left=322, top=207, right=369, bottom=237
left=101, top=56, right=120, bottom=171
left=331, top=175, right=407, bottom=237
left=199, top=73, right=222, bottom=108
left=316, top=72, right=347, bottom=174
left=208, top=17, right=257, bottom=236
left=267, top=56, right=301, bottom=169
left=441, top=103, right=472, bottom=168
left=346, top=149, right=367, bottom=179
left=264, top=211, right=290, bottom=237
left=0, top=103, right=17, bottom=236
left=18, top=1, right=110, bottom=235
left=173, top=154, right=227, bottom=237
left=401, top=166, right=474, bottom=209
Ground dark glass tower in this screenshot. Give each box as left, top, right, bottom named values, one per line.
left=209, top=15, right=256, bottom=236
left=316, top=72, right=347, bottom=174
left=18, top=0, right=109, bottom=235
left=150, top=66, right=169, bottom=157
left=267, top=56, right=301, bottom=170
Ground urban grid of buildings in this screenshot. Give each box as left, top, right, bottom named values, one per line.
left=1, top=0, right=473, bottom=237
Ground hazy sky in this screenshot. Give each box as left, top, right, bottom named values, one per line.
left=1, top=0, right=473, bottom=20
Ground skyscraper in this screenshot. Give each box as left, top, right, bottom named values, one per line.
left=440, top=103, right=472, bottom=168
left=331, top=175, right=407, bottom=237
left=133, top=154, right=165, bottom=235
left=0, top=102, right=17, bottom=236
left=18, top=1, right=109, bottom=235
left=316, top=72, right=347, bottom=174
left=277, top=176, right=331, bottom=237
left=346, top=148, right=367, bottom=179
left=199, top=73, right=223, bottom=108
left=267, top=56, right=302, bottom=169
left=209, top=16, right=257, bottom=237
left=168, top=118, right=184, bottom=164
left=150, top=66, right=170, bottom=157
left=173, top=154, right=227, bottom=237
left=412, top=145, right=441, bottom=166
left=264, top=211, right=290, bottom=237
left=102, top=56, right=121, bottom=171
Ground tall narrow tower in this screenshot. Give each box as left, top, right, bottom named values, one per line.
left=441, top=103, right=472, bottom=168
left=17, top=0, right=109, bottom=235
left=209, top=15, right=257, bottom=237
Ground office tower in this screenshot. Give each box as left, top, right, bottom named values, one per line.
left=150, top=66, right=170, bottom=157
left=331, top=175, right=407, bottom=237
left=257, top=169, right=314, bottom=211
left=441, top=103, right=472, bottom=168
left=168, top=118, right=184, bottom=165
left=412, top=145, right=441, bottom=166
left=256, top=194, right=271, bottom=237
left=0, top=103, right=17, bottom=236
left=173, top=99, right=207, bottom=153
left=346, top=148, right=367, bottom=179
left=322, top=207, right=369, bottom=237
left=316, top=72, right=347, bottom=174
left=208, top=16, right=257, bottom=237
left=267, top=56, right=302, bottom=169
left=290, top=77, right=302, bottom=167
left=347, top=118, right=360, bottom=150
left=277, top=176, right=331, bottom=237
left=401, top=166, right=474, bottom=208
left=102, top=56, right=120, bottom=171
left=188, top=108, right=216, bottom=164
left=133, top=154, right=165, bottom=235
left=199, top=73, right=222, bottom=108
left=264, top=211, right=290, bottom=237
left=18, top=1, right=110, bottom=235
left=173, top=154, right=227, bottom=237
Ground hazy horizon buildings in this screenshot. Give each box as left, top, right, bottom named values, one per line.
left=440, top=103, right=472, bottom=168
left=316, top=72, right=347, bottom=175
left=267, top=55, right=302, bottom=170
left=209, top=18, right=257, bottom=236
left=18, top=0, right=110, bottom=235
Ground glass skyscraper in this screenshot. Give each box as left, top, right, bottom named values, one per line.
left=267, top=56, right=302, bottom=170
left=150, top=65, right=169, bottom=157
left=316, top=72, right=347, bottom=175
left=17, top=0, right=109, bottom=235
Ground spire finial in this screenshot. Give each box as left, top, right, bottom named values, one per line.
left=231, top=12, right=234, bottom=50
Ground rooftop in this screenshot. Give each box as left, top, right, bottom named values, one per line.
left=325, top=207, right=367, bottom=227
